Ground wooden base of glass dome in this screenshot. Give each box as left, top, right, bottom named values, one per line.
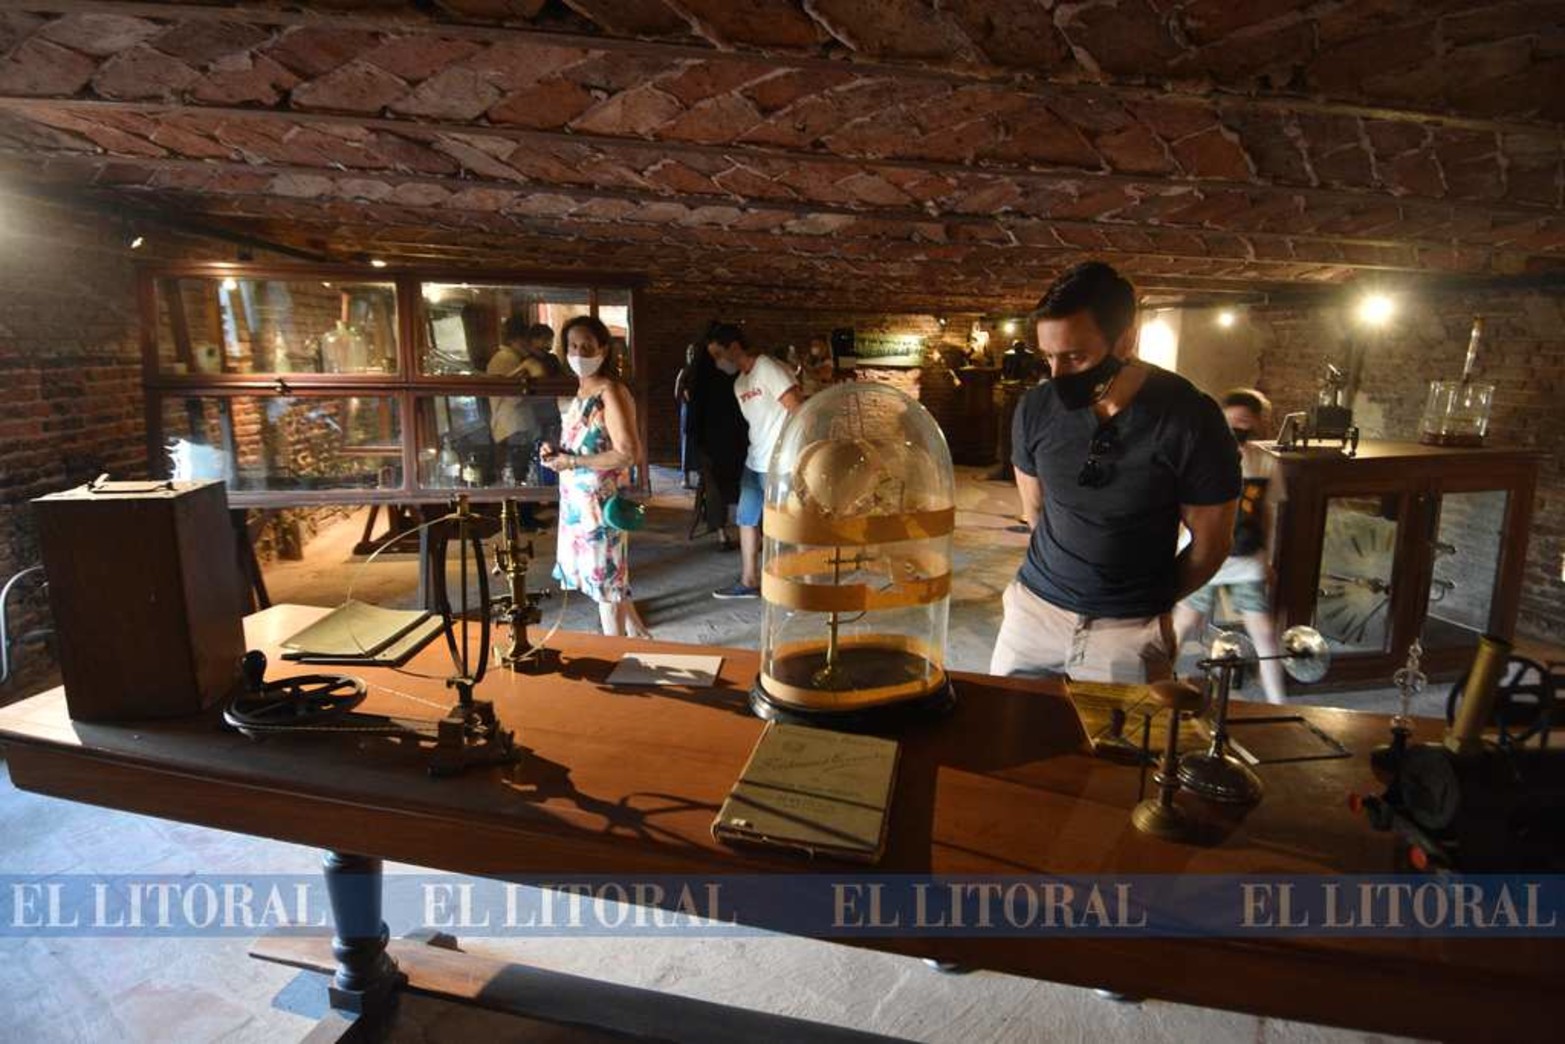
left=751, top=641, right=956, bottom=729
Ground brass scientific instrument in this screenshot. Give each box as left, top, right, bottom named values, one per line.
left=223, top=496, right=519, bottom=777
left=752, top=383, right=956, bottom=727
left=1356, top=634, right=1565, bottom=871
left=1370, top=639, right=1425, bottom=773
left=1131, top=680, right=1206, bottom=840
left=1178, top=625, right=1332, bottom=804
left=1275, top=363, right=1359, bottom=455
left=491, top=498, right=556, bottom=673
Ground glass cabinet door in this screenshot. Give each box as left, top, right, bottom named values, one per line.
left=161, top=394, right=403, bottom=494
left=155, top=277, right=399, bottom=375
left=413, top=394, right=562, bottom=491
left=420, top=283, right=589, bottom=376
left=1422, top=489, right=1508, bottom=649
left=1314, top=495, right=1400, bottom=653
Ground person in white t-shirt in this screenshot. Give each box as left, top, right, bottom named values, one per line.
left=706, top=323, right=801, bottom=599
left=1174, top=388, right=1285, bottom=702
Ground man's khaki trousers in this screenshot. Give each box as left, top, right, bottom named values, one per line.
left=989, top=580, right=1175, bottom=684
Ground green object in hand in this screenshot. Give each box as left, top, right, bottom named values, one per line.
left=604, top=493, right=645, bottom=532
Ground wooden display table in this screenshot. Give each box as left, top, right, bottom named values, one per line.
left=0, top=605, right=1554, bottom=1040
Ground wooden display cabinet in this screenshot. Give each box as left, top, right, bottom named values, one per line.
left=139, top=263, right=645, bottom=507
left=1260, top=440, right=1540, bottom=686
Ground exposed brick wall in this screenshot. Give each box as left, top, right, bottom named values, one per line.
left=0, top=200, right=310, bottom=700
left=633, top=293, right=980, bottom=463
left=1252, top=294, right=1565, bottom=643
left=0, top=203, right=153, bottom=699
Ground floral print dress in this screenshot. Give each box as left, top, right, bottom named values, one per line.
left=552, top=391, right=631, bottom=603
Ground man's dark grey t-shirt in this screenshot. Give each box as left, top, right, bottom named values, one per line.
left=1012, top=366, right=1240, bottom=618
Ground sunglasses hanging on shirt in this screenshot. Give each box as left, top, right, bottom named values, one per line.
left=1078, top=424, right=1120, bottom=488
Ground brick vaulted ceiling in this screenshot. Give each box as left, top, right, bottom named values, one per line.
left=0, top=1, right=1561, bottom=310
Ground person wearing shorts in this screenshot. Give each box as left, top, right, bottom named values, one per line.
left=1173, top=388, right=1286, bottom=703
left=707, top=323, right=801, bottom=599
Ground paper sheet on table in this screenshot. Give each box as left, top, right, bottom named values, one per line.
left=605, top=653, right=724, bottom=687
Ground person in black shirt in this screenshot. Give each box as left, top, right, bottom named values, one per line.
left=991, top=262, right=1241, bottom=683
left=686, top=327, right=747, bottom=550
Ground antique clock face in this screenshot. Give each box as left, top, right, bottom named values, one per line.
left=1316, top=509, right=1397, bottom=647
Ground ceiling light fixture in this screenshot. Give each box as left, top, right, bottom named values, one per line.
left=369, top=258, right=388, bottom=269
left=1217, top=309, right=1236, bottom=329
left=128, top=234, right=145, bottom=250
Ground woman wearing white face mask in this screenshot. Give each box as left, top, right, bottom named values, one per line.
left=540, top=315, right=652, bottom=638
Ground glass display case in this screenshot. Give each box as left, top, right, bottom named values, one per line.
left=752, top=382, right=957, bottom=725
left=161, top=394, right=402, bottom=495
left=1263, top=441, right=1539, bottom=685
left=139, top=264, right=640, bottom=506
left=154, top=276, right=398, bottom=376
left=420, top=283, right=591, bottom=376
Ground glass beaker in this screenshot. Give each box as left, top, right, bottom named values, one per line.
left=1419, top=380, right=1494, bottom=447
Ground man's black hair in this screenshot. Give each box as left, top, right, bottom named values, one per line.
left=1032, top=261, right=1137, bottom=347
left=706, top=322, right=748, bottom=350
left=1221, top=388, right=1272, bottom=415
left=502, top=315, right=529, bottom=343
left=527, top=322, right=555, bottom=343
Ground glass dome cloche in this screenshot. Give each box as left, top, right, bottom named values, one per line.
left=752, top=381, right=957, bottom=727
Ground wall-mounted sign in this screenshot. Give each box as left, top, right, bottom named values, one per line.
left=846, top=331, right=927, bottom=368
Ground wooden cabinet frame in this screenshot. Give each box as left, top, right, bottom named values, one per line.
left=1263, top=441, right=1539, bottom=685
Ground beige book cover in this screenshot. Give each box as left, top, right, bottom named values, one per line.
left=280, top=600, right=435, bottom=661
left=712, top=722, right=900, bottom=864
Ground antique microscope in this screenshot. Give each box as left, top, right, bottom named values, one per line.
left=490, top=498, right=556, bottom=673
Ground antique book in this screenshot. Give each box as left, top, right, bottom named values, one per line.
left=712, top=722, right=900, bottom=864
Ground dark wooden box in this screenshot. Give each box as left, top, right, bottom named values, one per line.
left=33, top=480, right=245, bottom=721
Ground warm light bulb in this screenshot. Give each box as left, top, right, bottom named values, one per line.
left=1358, top=293, right=1395, bottom=326
left=369, top=258, right=388, bottom=268
left=1138, top=315, right=1178, bottom=370
left=1217, top=309, right=1236, bottom=329
left=1002, top=320, right=1017, bottom=335
left=220, top=277, right=238, bottom=292
left=128, top=235, right=144, bottom=250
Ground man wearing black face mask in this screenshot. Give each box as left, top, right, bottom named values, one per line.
left=990, top=262, right=1241, bottom=683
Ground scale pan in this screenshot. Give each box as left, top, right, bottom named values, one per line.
left=1209, top=630, right=1256, bottom=663
left=1280, top=625, right=1331, bottom=682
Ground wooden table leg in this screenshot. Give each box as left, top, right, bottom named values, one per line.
left=321, top=851, right=406, bottom=1016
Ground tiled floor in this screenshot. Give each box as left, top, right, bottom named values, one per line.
left=2, top=468, right=1436, bottom=1043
